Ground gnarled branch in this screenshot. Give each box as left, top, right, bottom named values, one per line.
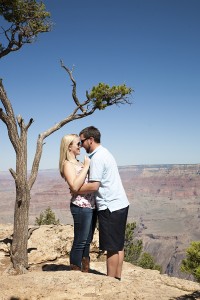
left=26, top=118, right=34, bottom=130
left=28, top=62, right=132, bottom=189
left=60, top=60, right=86, bottom=113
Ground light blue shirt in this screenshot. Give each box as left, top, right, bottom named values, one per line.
left=89, top=145, right=129, bottom=212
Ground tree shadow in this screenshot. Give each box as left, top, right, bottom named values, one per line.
left=42, top=264, right=71, bottom=271
left=170, top=290, right=200, bottom=300
left=9, top=298, right=28, bottom=300
left=89, top=268, right=106, bottom=276
left=42, top=264, right=105, bottom=276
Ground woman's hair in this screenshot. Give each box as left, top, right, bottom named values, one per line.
left=59, top=134, right=78, bottom=178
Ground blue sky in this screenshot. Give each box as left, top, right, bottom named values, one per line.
left=0, top=0, right=200, bottom=171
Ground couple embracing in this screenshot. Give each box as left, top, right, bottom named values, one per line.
left=59, top=126, right=129, bottom=281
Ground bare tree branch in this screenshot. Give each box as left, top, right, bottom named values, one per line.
left=86, top=90, right=91, bottom=101
left=27, top=62, right=133, bottom=189
left=9, top=168, right=17, bottom=180
left=28, top=108, right=95, bottom=189
left=26, top=118, right=34, bottom=130
left=60, top=60, right=86, bottom=113
left=0, top=80, right=20, bottom=152
left=0, top=107, right=8, bottom=124
left=17, top=114, right=23, bottom=127
left=28, top=226, right=39, bottom=239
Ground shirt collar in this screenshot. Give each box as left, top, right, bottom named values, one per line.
left=89, top=145, right=102, bottom=159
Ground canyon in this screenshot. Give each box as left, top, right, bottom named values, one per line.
left=0, top=164, right=200, bottom=280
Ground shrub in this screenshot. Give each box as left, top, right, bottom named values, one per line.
left=124, top=222, right=162, bottom=272
left=181, top=241, right=200, bottom=282
left=35, top=207, right=60, bottom=225
left=124, top=222, right=143, bottom=264
left=138, top=252, right=162, bottom=272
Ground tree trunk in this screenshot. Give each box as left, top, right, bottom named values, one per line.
left=10, top=126, right=30, bottom=274
left=11, top=183, right=30, bottom=273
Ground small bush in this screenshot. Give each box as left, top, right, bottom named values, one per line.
left=35, top=207, right=60, bottom=225
left=124, top=222, right=143, bottom=264
left=138, top=252, right=162, bottom=272
left=181, top=241, right=200, bottom=282
left=124, top=222, right=162, bottom=272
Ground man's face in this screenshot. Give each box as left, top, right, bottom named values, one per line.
left=80, top=135, right=92, bottom=153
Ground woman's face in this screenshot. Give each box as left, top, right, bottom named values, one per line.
left=70, top=137, right=81, bottom=156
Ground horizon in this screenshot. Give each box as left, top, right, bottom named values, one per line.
left=1, top=162, right=200, bottom=174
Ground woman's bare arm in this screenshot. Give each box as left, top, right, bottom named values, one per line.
left=63, top=156, right=90, bottom=192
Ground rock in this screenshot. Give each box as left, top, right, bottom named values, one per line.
left=27, top=224, right=100, bottom=265
left=0, top=224, right=200, bottom=299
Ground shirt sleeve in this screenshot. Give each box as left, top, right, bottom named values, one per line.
left=89, top=156, right=104, bottom=182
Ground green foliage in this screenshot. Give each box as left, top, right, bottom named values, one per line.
left=88, top=82, right=132, bottom=110
left=0, top=0, right=51, bottom=58
left=138, top=252, right=162, bottom=272
left=0, top=0, right=51, bottom=32
left=125, top=222, right=136, bottom=242
left=181, top=241, right=200, bottom=282
left=138, top=252, right=154, bottom=269
left=125, top=239, right=143, bottom=264
left=35, top=207, right=60, bottom=226
left=124, top=222, right=143, bottom=264
left=124, top=222, right=162, bottom=272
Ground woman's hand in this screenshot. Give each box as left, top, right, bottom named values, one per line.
left=83, top=155, right=90, bottom=168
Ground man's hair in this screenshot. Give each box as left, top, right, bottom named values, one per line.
left=79, top=126, right=101, bottom=143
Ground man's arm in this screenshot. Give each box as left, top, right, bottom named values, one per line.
left=78, top=181, right=100, bottom=194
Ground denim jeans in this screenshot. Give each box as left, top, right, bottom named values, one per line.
left=70, top=203, right=97, bottom=268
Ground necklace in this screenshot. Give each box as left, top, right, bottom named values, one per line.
left=68, top=160, right=82, bottom=166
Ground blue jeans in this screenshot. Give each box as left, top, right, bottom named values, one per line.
left=70, top=203, right=97, bottom=268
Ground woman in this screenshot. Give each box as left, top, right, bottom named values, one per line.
left=59, top=134, right=96, bottom=272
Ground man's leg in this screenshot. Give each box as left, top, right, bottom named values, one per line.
left=115, top=249, right=124, bottom=279
left=107, top=251, right=119, bottom=277
left=107, top=250, right=124, bottom=279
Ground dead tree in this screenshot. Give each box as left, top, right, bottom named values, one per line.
left=0, top=61, right=132, bottom=273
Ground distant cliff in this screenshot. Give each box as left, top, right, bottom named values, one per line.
left=119, top=164, right=200, bottom=279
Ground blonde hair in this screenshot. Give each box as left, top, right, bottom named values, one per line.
left=59, top=134, right=78, bottom=178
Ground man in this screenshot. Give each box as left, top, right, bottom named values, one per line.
left=78, top=126, right=129, bottom=280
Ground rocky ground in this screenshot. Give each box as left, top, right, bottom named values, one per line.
left=1, top=260, right=200, bottom=300
left=0, top=224, right=200, bottom=300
